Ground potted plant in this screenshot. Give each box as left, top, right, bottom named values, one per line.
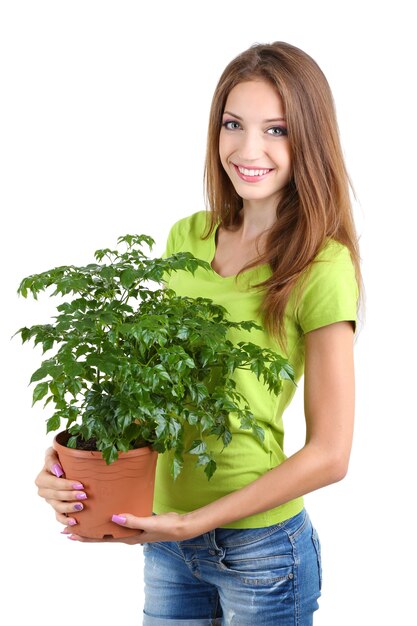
left=16, top=234, right=295, bottom=538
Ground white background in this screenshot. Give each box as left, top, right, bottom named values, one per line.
left=1, top=1, right=415, bottom=624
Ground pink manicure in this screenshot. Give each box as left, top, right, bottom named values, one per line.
left=52, top=463, right=64, bottom=478
left=112, top=514, right=127, bottom=525
left=76, top=493, right=87, bottom=500
left=72, top=483, right=84, bottom=490
left=68, top=518, right=78, bottom=526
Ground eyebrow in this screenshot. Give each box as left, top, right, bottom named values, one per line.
left=223, top=110, right=286, bottom=123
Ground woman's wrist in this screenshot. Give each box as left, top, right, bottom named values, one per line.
left=180, top=509, right=213, bottom=539
left=180, top=497, right=234, bottom=538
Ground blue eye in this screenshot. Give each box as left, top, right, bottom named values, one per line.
left=267, top=126, right=288, bottom=137
left=222, top=120, right=241, bottom=130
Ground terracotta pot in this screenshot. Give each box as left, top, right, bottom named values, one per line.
left=53, top=431, right=158, bottom=538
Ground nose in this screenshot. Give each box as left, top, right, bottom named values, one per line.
left=236, top=130, right=264, bottom=162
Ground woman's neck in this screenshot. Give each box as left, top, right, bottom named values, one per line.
left=235, top=202, right=277, bottom=242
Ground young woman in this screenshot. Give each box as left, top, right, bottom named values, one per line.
left=35, top=41, right=362, bottom=625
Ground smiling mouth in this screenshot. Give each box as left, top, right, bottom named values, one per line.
left=232, top=164, right=273, bottom=181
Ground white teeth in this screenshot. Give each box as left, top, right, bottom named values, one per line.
left=238, top=166, right=270, bottom=176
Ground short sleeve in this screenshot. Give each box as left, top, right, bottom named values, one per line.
left=161, top=214, right=192, bottom=259
left=160, top=216, right=189, bottom=286
left=295, top=240, right=359, bottom=334
left=161, top=222, right=178, bottom=259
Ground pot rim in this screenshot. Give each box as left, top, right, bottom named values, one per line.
left=53, top=430, right=157, bottom=460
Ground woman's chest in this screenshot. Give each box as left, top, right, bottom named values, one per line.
left=210, top=227, right=264, bottom=278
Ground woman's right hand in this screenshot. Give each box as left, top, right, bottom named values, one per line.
left=35, top=447, right=87, bottom=528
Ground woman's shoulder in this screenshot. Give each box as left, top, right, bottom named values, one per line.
left=294, top=238, right=359, bottom=333
left=303, top=238, right=357, bottom=290
left=169, top=210, right=211, bottom=237
left=164, top=211, right=212, bottom=257
left=314, top=238, right=353, bottom=265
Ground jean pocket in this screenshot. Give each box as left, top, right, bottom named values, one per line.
left=219, top=552, right=295, bottom=586
left=143, top=540, right=181, bottom=560
left=311, top=527, right=323, bottom=590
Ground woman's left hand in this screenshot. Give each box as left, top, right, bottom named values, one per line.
left=65, top=511, right=195, bottom=544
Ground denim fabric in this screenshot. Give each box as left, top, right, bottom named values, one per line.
left=142, top=508, right=322, bottom=625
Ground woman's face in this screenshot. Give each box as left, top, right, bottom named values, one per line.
left=219, top=79, right=292, bottom=211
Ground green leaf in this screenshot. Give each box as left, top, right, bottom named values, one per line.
left=117, top=234, right=155, bottom=250
left=190, top=383, right=208, bottom=403
left=250, top=359, right=264, bottom=379
left=32, top=382, right=49, bottom=405
left=153, top=364, right=171, bottom=382
left=63, top=360, right=84, bottom=377
left=46, top=415, right=61, bottom=433
left=42, top=337, right=55, bottom=353
left=238, top=413, right=254, bottom=430
left=101, top=266, right=116, bottom=281
left=116, top=412, right=132, bottom=432
left=171, top=453, right=183, bottom=480
left=67, top=379, right=83, bottom=398
left=49, top=380, right=65, bottom=399
left=200, top=413, right=214, bottom=432
left=168, top=419, right=181, bottom=440
left=188, top=440, right=207, bottom=455
left=176, top=327, right=189, bottom=340
left=252, top=423, right=265, bottom=443
left=30, top=365, right=49, bottom=383
left=204, top=460, right=217, bottom=480
left=195, top=453, right=212, bottom=467
left=186, top=411, right=200, bottom=426
left=222, top=429, right=232, bottom=447
left=43, top=395, right=53, bottom=408
left=120, top=268, right=137, bottom=289
left=280, top=362, right=296, bottom=382
left=103, top=445, right=119, bottom=465
left=116, top=439, right=130, bottom=452
left=155, top=415, right=167, bottom=438
left=86, top=354, right=117, bottom=375
left=75, top=344, right=91, bottom=358
left=94, top=248, right=117, bottom=262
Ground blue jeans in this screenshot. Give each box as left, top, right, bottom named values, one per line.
left=142, top=508, right=322, bottom=625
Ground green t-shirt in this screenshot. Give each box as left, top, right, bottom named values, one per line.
left=153, top=210, right=358, bottom=528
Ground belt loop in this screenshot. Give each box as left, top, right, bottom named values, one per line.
left=209, top=530, right=217, bottom=549
left=211, top=529, right=223, bottom=552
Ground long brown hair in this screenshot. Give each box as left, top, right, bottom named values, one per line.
left=203, top=41, right=363, bottom=349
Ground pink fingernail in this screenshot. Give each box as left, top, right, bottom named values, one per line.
left=72, top=483, right=84, bottom=490
left=112, top=514, right=127, bottom=525
left=61, top=528, right=71, bottom=534
left=52, top=463, right=64, bottom=478
left=68, top=518, right=78, bottom=526
left=76, top=493, right=87, bottom=500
